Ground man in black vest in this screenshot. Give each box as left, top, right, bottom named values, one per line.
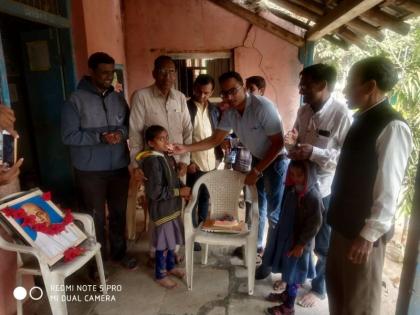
left=326, top=56, right=413, bottom=315
left=186, top=74, right=223, bottom=251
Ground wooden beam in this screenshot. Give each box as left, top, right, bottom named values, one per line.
left=362, top=7, right=411, bottom=34
left=288, top=0, right=324, bottom=15
left=337, top=27, right=367, bottom=50
left=209, top=0, right=305, bottom=47
left=347, top=19, right=385, bottom=41
left=399, top=0, right=420, bottom=15
left=324, top=35, right=350, bottom=50
left=271, top=0, right=320, bottom=21
left=268, top=9, right=311, bottom=30
left=306, top=0, right=383, bottom=41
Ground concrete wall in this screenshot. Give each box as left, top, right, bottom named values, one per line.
left=123, top=0, right=302, bottom=130
left=71, top=0, right=126, bottom=79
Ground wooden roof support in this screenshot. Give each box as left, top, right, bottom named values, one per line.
left=306, top=0, right=383, bottom=41
left=337, top=27, right=367, bottom=50
left=362, top=7, right=411, bottom=34
left=209, top=0, right=305, bottom=47
left=324, top=35, right=350, bottom=50
left=347, top=19, right=385, bottom=41
left=399, top=0, right=420, bottom=15
left=271, top=0, right=319, bottom=21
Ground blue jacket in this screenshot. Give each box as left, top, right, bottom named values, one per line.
left=61, top=77, right=130, bottom=171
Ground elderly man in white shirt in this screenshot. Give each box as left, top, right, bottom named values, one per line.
left=129, top=55, right=192, bottom=262
left=129, top=55, right=192, bottom=175
left=281, top=64, right=352, bottom=307
left=326, top=56, right=413, bottom=315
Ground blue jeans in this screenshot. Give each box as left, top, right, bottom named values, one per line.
left=187, top=170, right=210, bottom=227
left=155, top=250, right=175, bottom=279
left=255, top=156, right=288, bottom=248
left=311, top=195, right=331, bottom=298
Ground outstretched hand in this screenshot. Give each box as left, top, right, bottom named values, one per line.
left=170, top=144, right=187, bottom=155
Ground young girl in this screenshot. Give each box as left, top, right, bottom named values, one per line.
left=136, top=125, right=191, bottom=289
left=263, top=160, right=323, bottom=315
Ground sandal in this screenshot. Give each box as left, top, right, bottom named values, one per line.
left=265, top=304, right=295, bottom=315
left=118, top=255, right=139, bottom=270
left=265, top=291, right=288, bottom=303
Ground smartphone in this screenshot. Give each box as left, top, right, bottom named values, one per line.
left=1, top=131, right=17, bottom=166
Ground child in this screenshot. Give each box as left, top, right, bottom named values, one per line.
left=136, top=125, right=191, bottom=289
left=263, top=160, right=322, bottom=315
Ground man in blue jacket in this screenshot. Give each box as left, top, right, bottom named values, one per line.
left=62, top=52, right=137, bottom=273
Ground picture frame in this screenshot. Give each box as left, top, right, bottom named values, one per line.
left=0, top=189, right=86, bottom=266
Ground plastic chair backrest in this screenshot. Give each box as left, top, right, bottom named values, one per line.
left=192, top=170, right=246, bottom=220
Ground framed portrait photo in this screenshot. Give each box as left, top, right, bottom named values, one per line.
left=0, top=189, right=86, bottom=266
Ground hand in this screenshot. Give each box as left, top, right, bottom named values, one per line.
left=187, top=163, right=199, bottom=174
left=287, top=244, right=305, bottom=258
left=284, top=128, right=298, bottom=149
left=0, top=158, right=23, bottom=185
left=221, top=139, right=231, bottom=151
left=288, top=143, right=313, bottom=160
left=179, top=187, right=191, bottom=200
left=0, top=104, right=18, bottom=137
left=101, top=131, right=122, bottom=144
left=171, top=144, right=187, bottom=155
left=177, top=162, right=188, bottom=177
left=244, top=169, right=260, bottom=185
left=133, top=168, right=147, bottom=183
left=347, top=235, right=373, bottom=264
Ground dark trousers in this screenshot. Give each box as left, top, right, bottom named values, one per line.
left=155, top=250, right=176, bottom=279
left=311, top=195, right=331, bottom=297
left=187, top=170, right=210, bottom=227
left=75, top=167, right=129, bottom=260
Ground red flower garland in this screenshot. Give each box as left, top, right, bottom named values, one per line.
left=1, top=193, right=86, bottom=263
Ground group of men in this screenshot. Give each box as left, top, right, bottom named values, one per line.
left=44, top=51, right=413, bottom=315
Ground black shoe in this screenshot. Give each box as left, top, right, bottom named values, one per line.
left=232, top=246, right=244, bottom=259
left=255, top=265, right=271, bottom=280
left=194, top=242, right=202, bottom=251
left=113, top=255, right=139, bottom=270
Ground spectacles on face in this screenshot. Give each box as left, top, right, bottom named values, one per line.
left=220, top=86, right=242, bottom=99
left=157, top=68, right=177, bottom=76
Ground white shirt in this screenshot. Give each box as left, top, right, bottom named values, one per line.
left=358, top=101, right=413, bottom=242
left=294, top=97, right=352, bottom=197
left=129, top=85, right=192, bottom=165
left=191, top=102, right=216, bottom=172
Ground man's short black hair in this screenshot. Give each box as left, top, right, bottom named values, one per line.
left=145, top=125, right=166, bottom=143
left=154, top=55, right=174, bottom=70
left=352, top=56, right=398, bottom=92
left=300, top=64, right=337, bottom=92
left=219, top=71, right=244, bottom=85
left=246, top=76, right=266, bottom=89
left=194, top=74, right=215, bottom=89
left=88, top=52, right=115, bottom=70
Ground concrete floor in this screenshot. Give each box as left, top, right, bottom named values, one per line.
left=24, top=236, right=330, bottom=315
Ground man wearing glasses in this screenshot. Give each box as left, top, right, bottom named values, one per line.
left=129, top=55, right=192, bottom=263
left=130, top=55, right=192, bottom=176
left=172, top=70, right=287, bottom=253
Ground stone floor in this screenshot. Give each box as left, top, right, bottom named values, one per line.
left=24, top=236, right=330, bottom=315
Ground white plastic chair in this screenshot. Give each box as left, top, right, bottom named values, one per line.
left=0, top=212, right=107, bottom=315
left=184, top=169, right=259, bottom=295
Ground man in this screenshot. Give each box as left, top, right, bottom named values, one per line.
left=186, top=74, right=222, bottom=251
left=246, top=76, right=266, bottom=96
left=326, top=56, right=412, bottom=315
left=129, top=55, right=192, bottom=177
left=129, top=55, right=192, bottom=261
left=173, top=71, right=286, bottom=248
left=0, top=103, right=23, bottom=185
left=62, top=52, right=137, bottom=273
left=282, top=64, right=352, bottom=307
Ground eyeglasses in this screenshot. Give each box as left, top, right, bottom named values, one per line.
left=157, top=69, right=177, bottom=76
left=220, top=86, right=242, bottom=98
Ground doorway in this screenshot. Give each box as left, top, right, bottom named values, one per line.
left=0, top=13, right=75, bottom=206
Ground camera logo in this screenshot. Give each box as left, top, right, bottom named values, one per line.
left=13, top=286, right=43, bottom=301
